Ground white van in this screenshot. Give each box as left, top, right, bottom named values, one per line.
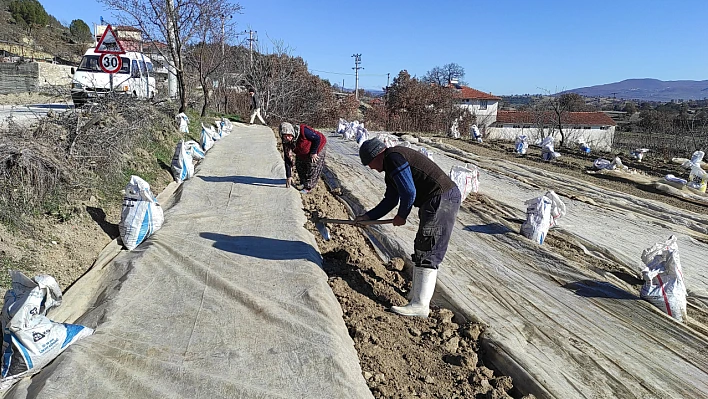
left=71, top=49, right=158, bottom=106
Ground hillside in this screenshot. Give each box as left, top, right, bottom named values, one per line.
left=0, top=2, right=87, bottom=64
left=563, top=78, right=708, bottom=102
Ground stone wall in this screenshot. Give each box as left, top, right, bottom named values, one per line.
left=38, top=63, right=74, bottom=90
left=0, top=63, right=38, bottom=94
left=0, top=62, right=75, bottom=94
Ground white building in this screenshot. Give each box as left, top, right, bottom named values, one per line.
left=488, top=110, right=617, bottom=151
left=448, top=82, right=617, bottom=151
left=451, top=83, right=501, bottom=133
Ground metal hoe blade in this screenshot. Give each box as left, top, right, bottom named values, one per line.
left=315, top=220, right=331, bottom=241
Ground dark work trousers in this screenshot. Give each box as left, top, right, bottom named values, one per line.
left=295, top=147, right=327, bottom=190
left=413, top=186, right=462, bottom=270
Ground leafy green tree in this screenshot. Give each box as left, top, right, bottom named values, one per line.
left=623, top=101, right=637, bottom=114
left=9, top=0, right=49, bottom=33
left=69, top=19, right=92, bottom=42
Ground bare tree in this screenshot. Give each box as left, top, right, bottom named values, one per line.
left=531, top=91, right=592, bottom=147
left=232, top=39, right=337, bottom=125
left=422, top=63, right=466, bottom=86
left=185, top=5, right=240, bottom=116
left=100, top=0, right=241, bottom=113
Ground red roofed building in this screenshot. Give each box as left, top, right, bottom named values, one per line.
left=449, top=82, right=502, bottom=131
left=443, top=80, right=616, bottom=150
left=488, top=110, right=617, bottom=151
left=369, top=98, right=384, bottom=107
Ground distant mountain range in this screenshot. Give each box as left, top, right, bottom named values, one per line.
left=562, top=79, right=708, bottom=102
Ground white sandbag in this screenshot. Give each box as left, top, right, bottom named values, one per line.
left=342, top=120, right=362, bottom=141
left=471, top=124, right=482, bottom=143
left=688, top=150, right=705, bottom=166
left=202, top=123, right=220, bottom=141
left=397, top=140, right=412, bottom=148
left=401, top=134, right=418, bottom=144
left=593, top=158, right=614, bottom=170
left=220, top=120, right=230, bottom=136
left=378, top=133, right=400, bottom=148
left=449, top=120, right=460, bottom=139
left=687, top=164, right=707, bottom=193
left=679, top=152, right=707, bottom=170
left=640, top=236, right=687, bottom=322
left=342, top=121, right=358, bottom=140
left=449, top=164, right=479, bottom=201
left=515, top=135, right=528, bottom=155
left=214, top=119, right=229, bottom=136
left=355, top=126, right=369, bottom=147
left=176, top=112, right=189, bottom=133
left=545, top=190, right=566, bottom=228
left=201, top=125, right=215, bottom=152
left=612, top=156, right=628, bottom=171
left=540, top=136, right=559, bottom=161
left=213, top=121, right=223, bottom=138
left=337, top=118, right=348, bottom=135
left=521, top=195, right=552, bottom=245
left=342, top=127, right=355, bottom=140
left=220, top=117, right=233, bottom=135
left=419, top=147, right=433, bottom=160
left=664, top=174, right=687, bottom=185
left=0, top=272, right=93, bottom=389
left=185, top=140, right=205, bottom=160
left=171, top=140, right=194, bottom=183
left=542, top=151, right=560, bottom=161
left=119, top=176, right=164, bottom=251
left=579, top=141, right=591, bottom=154
left=630, top=148, right=649, bottom=161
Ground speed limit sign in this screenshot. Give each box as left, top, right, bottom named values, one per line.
left=99, top=53, right=122, bottom=74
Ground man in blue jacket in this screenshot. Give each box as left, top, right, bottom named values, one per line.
left=355, top=138, right=461, bottom=318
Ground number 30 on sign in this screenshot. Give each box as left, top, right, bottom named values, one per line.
left=99, top=53, right=122, bottom=74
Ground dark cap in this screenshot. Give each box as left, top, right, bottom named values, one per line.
left=359, top=138, right=387, bottom=165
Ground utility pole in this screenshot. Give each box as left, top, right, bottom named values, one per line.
left=352, top=53, right=362, bottom=100
left=221, top=14, right=232, bottom=57
left=386, top=72, right=390, bottom=105
left=166, top=0, right=178, bottom=100
left=245, top=30, right=257, bottom=65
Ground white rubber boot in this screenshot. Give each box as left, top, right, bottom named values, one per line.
left=406, top=266, right=417, bottom=301
left=391, top=267, right=437, bottom=318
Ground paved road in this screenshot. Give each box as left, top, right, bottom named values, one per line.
left=0, top=103, right=72, bottom=129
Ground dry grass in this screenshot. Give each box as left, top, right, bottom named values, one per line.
left=0, top=96, right=180, bottom=231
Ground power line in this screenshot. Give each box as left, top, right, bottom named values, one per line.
left=309, top=68, right=388, bottom=77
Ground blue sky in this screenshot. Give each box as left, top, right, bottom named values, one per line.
left=43, top=0, right=707, bottom=95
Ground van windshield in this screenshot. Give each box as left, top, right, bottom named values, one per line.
left=77, top=55, right=130, bottom=74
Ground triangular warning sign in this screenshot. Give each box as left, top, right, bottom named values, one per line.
left=95, top=24, right=126, bottom=54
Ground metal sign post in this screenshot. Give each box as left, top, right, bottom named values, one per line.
left=95, top=25, right=126, bottom=95
left=98, top=53, right=122, bottom=93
